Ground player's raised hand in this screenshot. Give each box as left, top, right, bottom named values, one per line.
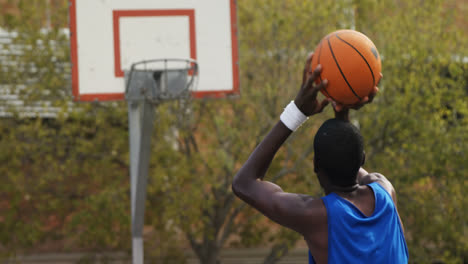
left=294, top=52, right=329, bottom=116
left=331, top=73, right=382, bottom=112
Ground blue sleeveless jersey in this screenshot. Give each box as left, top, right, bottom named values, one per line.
left=309, top=182, right=408, bottom=264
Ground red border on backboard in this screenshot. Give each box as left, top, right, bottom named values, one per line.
left=113, top=9, right=197, bottom=78
left=69, top=0, right=240, bottom=101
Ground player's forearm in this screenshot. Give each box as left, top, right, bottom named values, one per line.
left=334, top=108, right=349, bottom=121
left=233, top=121, right=292, bottom=188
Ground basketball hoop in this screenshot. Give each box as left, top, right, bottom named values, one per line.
left=69, top=1, right=239, bottom=263
left=125, top=58, right=199, bottom=104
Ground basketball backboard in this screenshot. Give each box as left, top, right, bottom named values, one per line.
left=69, top=0, right=239, bottom=101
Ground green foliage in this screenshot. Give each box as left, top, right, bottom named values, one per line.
left=0, top=1, right=132, bottom=257
left=0, top=107, right=132, bottom=256
left=353, top=0, right=468, bottom=262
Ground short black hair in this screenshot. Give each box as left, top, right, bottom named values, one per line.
left=313, top=118, right=364, bottom=187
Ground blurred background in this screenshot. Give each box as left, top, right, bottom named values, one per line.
left=0, top=0, right=466, bottom=263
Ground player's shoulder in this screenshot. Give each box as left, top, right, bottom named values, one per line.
left=360, top=172, right=396, bottom=200
left=273, top=193, right=326, bottom=219
left=270, top=192, right=327, bottom=235
left=359, top=172, right=390, bottom=185
left=296, top=194, right=328, bottom=229
left=289, top=194, right=326, bottom=215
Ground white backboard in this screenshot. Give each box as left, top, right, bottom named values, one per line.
left=70, top=0, right=239, bottom=101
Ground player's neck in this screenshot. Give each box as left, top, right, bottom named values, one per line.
left=317, top=172, right=359, bottom=195
left=325, top=183, right=359, bottom=195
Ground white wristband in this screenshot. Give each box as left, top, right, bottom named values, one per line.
left=280, top=101, right=308, bottom=131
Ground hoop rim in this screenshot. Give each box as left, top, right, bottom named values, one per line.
left=129, top=58, right=199, bottom=71
left=125, top=58, right=199, bottom=103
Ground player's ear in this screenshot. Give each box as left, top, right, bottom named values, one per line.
left=361, top=151, right=366, bottom=166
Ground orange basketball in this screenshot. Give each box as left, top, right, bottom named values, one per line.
left=310, top=29, right=381, bottom=105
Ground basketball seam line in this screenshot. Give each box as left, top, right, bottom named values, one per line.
left=319, top=38, right=338, bottom=102
left=327, top=36, right=362, bottom=101
left=335, top=33, right=376, bottom=86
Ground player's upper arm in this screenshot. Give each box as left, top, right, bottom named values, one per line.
left=232, top=179, right=323, bottom=234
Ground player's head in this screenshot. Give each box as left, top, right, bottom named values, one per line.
left=313, top=118, right=365, bottom=188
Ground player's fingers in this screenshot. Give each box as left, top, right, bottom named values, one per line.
left=307, top=52, right=314, bottom=62
left=304, top=64, right=322, bottom=92
left=352, top=96, right=369, bottom=109
left=311, top=79, right=327, bottom=97
left=304, top=73, right=315, bottom=90
left=302, top=52, right=314, bottom=84
left=368, top=86, right=379, bottom=102
left=308, top=64, right=322, bottom=84
left=334, top=102, right=343, bottom=112
left=317, top=99, right=329, bottom=113
left=304, top=65, right=322, bottom=91
left=377, top=73, right=383, bottom=86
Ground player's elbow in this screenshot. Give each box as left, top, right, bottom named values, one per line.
left=231, top=181, right=240, bottom=197
left=231, top=173, right=243, bottom=197
left=232, top=176, right=258, bottom=207
left=232, top=172, right=251, bottom=199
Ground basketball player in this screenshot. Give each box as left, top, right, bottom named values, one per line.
left=232, top=53, right=408, bottom=263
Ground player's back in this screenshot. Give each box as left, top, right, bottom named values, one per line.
left=310, top=181, right=408, bottom=264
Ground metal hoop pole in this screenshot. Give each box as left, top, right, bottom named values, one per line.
left=124, top=58, right=198, bottom=264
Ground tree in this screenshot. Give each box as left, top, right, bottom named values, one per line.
left=0, top=0, right=132, bottom=260
left=352, top=0, right=468, bottom=262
